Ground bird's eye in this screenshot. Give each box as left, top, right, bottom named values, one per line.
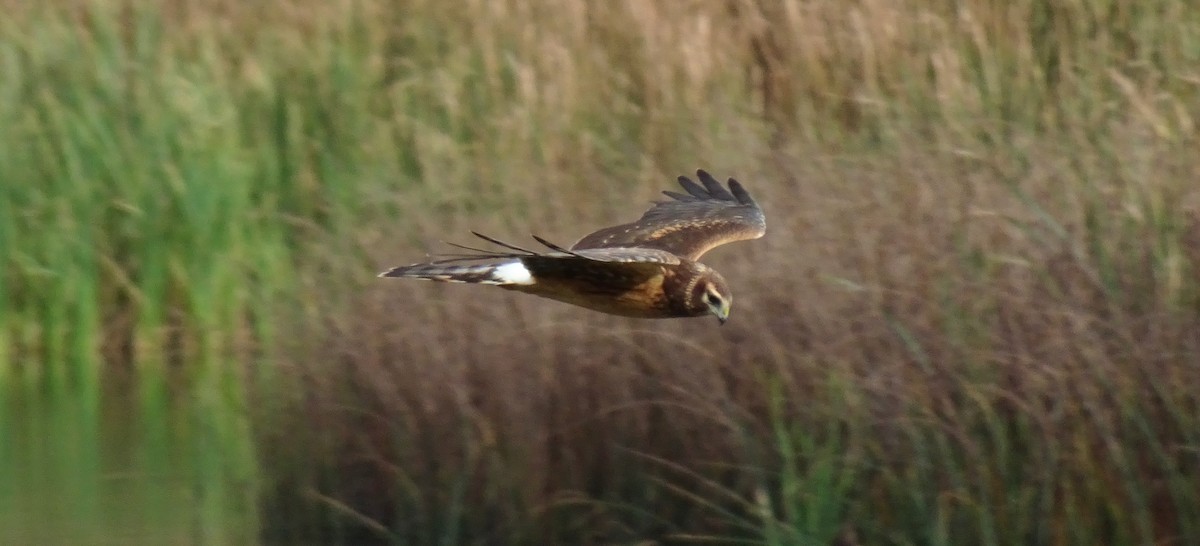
left=704, top=292, right=718, bottom=305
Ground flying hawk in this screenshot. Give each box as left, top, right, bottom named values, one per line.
left=379, top=170, right=766, bottom=324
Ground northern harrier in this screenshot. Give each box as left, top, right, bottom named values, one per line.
left=379, top=170, right=766, bottom=324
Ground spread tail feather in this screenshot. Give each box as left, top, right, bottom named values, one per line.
left=378, top=260, right=534, bottom=285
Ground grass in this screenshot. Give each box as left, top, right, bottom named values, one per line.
left=2, top=0, right=1199, bottom=544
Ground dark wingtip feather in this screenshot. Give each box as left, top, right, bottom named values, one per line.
left=531, top=234, right=588, bottom=258
left=696, top=169, right=736, bottom=200
left=471, top=231, right=538, bottom=254
left=727, top=179, right=757, bottom=206
left=676, top=175, right=710, bottom=199
left=662, top=190, right=697, bottom=201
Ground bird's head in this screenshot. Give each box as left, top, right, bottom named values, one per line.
left=692, top=271, right=732, bottom=325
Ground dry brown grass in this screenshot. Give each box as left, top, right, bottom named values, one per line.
left=240, top=0, right=1200, bottom=543
left=263, top=141, right=1200, bottom=543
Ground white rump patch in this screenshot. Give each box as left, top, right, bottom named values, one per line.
left=491, top=261, right=534, bottom=285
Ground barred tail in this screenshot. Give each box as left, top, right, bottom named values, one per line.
left=377, top=260, right=534, bottom=285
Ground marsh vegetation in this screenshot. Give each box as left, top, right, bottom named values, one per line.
left=2, top=1, right=1198, bottom=544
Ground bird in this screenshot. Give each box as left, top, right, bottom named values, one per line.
left=378, top=170, right=766, bottom=324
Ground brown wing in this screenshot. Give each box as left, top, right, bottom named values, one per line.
left=424, top=231, right=683, bottom=266
left=571, top=170, right=766, bottom=260
left=559, top=247, right=681, bottom=265
left=383, top=231, right=681, bottom=278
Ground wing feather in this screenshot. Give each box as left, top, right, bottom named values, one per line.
left=571, top=170, right=766, bottom=260
left=411, top=232, right=681, bottom=267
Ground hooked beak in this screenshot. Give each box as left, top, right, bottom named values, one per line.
left=715, top=307, right=729, bottom=325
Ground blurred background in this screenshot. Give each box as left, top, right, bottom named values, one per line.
left=2, top=0, right=1199, bottom=544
